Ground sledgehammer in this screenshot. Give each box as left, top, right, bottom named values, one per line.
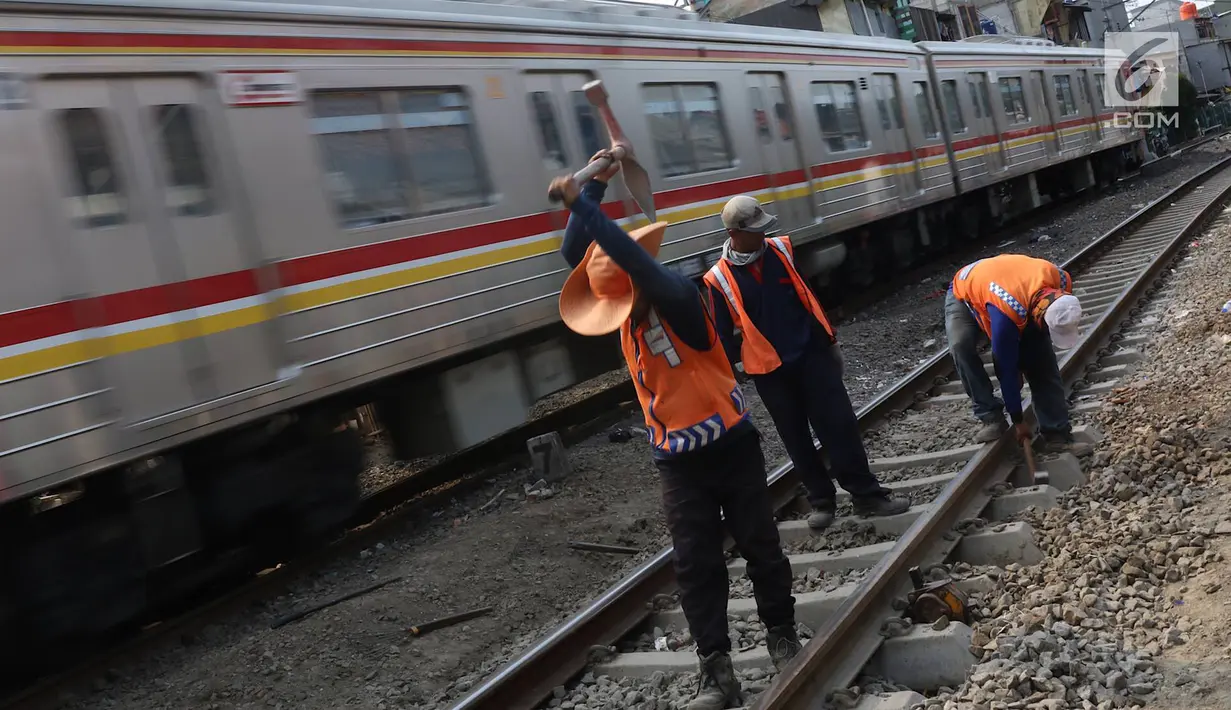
left=547, top=80, right=657, bottom=222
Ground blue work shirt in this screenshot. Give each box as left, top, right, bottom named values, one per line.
left=708, top=246, right=823, bottom=369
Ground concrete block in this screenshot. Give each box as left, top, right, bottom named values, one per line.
left=1117, top=333, right=1151, bottom=349
left=1072, top=399, right=1103, bottom=414
left=1100, top=348, right=1143, bottom=366
left=1073, top=380, right=1119, bottom=397
left=954, top=521, right=1043, bottom=566
left=655, top=583, right=856, bottom=632
left=854, top=691, right=929, bottom=710
left=869, top=446, right=982, bottom=473
left=1071, top=424, right=1102, bottom=444
left=867, top=621, right=977, bottom=690
left=730, top=541, right=896, bottom=578
left=987, top=484, right=1061, bottom=520
left=838, top=472, right=959, bottom=504
left=954, top=574, right=1000, bottom=596
left=1087, top=363, right=1130, bottom=383
left=527, top=432, right=570, bottom=482
left=917, top=392, right=969, bottom=408
left=1038, top=453, right=1084, bottom=491
left=595, top=646, right=774, bottom=679
left=776, top=505, right=932, bottom=545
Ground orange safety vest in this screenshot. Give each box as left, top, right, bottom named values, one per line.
left=702, top=236, right=836, bottom=376
left=950, top=254, right=1073, bottom=338
left=620, top=301, right=749, bottom=455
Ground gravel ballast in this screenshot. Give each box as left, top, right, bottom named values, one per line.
left=58, top=143, right=1231, bottom=710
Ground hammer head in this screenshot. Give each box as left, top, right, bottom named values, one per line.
left=580, top=80, right=655, bottom=222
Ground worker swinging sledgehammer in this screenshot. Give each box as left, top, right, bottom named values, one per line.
left=944, top=253, right=1089, bottom=454
left=552, top=157, right=802, bottom=710
left=705, top=196, right=911, bottom=531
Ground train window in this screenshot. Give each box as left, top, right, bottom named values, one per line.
left=811, top=82, right=867, bottom=152
left=641, top=83, right=735, bottom=177
left=397, top=89, right=491, bottom=216
left=153, top=105, right=213, bottom=217
left=571, top=91, right=607, bottom=159
left=940, top=80, right=966, bottom=133
left=750, top=86, right=772, bottom=144
left=59, top=108, right=127, bottom=228
left=967, top=83, right=983, bottom=119
left=770, top=85, right=794, bottom=141
left=1053, top=76, right=1078, bottom=116
left=312, top=92, right=411, bottom=228
left=999, top=77, right=1030, bottom=124
left=529, top=91, right=569, bottom=171
left=914, top=82, right=939, bottom=138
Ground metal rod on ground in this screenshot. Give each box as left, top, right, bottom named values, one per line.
left=1023, top=439, right=1038, bottom=478
left=270, top=577, right=403, bottom=629
left=408, top=607, right=494, bottom=637
left=568, top=541, right=641, bottom=555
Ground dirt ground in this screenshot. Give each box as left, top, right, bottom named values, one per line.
left=59, top=143, right=1231, bottom=710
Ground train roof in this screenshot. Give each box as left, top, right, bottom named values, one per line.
left=919, top=39, right=1106, bottom=60
left=0, top=0, right=927, bottom=54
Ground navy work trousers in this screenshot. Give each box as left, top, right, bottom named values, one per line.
left=657, top=427, right=795, bottom=656
left=751, top=339, right=887, bottom=507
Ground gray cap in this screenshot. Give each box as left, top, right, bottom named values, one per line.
left=721, top=195, right=778, bottom=234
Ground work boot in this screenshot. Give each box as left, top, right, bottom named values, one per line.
left=807, top=499, right=837, bottom=531
left=975, top=418, right=1009, bottom=443
left=766, top=624, right=803, bottom=671
left=688, top=650, right=743, bottom=710
left=1037, top=432, right=1093, bottom=457
left=852, top=493, right=911, bottom=518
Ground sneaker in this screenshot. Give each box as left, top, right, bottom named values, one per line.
left=688, top=650, right=744, bottom=710
left=1038, top=432, right=1093, bottom=457
left=766, top=624, right=803, bottom=671
left=807, top=500, right=837, bottom=531
left=852, top=493, right=911, bottom=518
left=975, top=418, right=1009, bottom=443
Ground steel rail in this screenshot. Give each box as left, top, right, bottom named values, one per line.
left=757, top=153, right=1231, bottom=709
left=451, top=153, right=1231, bottom=710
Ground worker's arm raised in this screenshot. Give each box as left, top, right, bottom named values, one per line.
left=560, top=152, right=620, bottom=269
left=552, top=176, right=710, bottom=350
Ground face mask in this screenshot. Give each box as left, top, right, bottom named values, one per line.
left=722, top=238, right=765, bottom=267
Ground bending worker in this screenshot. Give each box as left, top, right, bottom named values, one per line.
left=552, top=156, right=800, bottom=710
left=945, top=253, right=1084, bottom=451
left=705, top=196, right=910, bottom=531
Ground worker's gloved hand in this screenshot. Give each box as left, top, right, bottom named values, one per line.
left=1013, top=422, right=1033, bottom=443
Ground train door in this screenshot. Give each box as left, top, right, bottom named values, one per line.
left=871, top=73, right=919, bottom=196
left=1032, top=70, right=1060, bottom=156
left=38, top=76, right=282, bottom=425
left=746, top=73, right=812, bottom=231
left=1079, top=69, right=1103, bottom=141
left=523, top=72, right=611, bottom=211
left=968, top=73, right=1004, bottom=172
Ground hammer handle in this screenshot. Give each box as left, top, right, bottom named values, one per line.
left=548, top=146, right=628, bottom=204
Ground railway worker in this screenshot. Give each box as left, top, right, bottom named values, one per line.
left=945, top=254, right=1086, bottom=451
left=704, top=196, right=911, bottom=532
left=551, top=155, right=801, bottom=710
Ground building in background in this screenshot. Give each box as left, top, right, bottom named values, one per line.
left=698, top=0, right=1124, bottom=45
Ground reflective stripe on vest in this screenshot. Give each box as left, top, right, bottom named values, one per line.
left=703, top=235, right=834, bottom=376
left=620, top=303, right=749, bottom=456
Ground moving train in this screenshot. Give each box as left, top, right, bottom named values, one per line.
left=0, top=0, right=1143, bottom=673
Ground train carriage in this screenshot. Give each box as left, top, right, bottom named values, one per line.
left=0, top=0, right=1145, bottom=675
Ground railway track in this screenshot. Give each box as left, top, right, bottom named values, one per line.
left=4, top=148, right=1224, bottom=710
left=450, top=154, right=1231, bottom=710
